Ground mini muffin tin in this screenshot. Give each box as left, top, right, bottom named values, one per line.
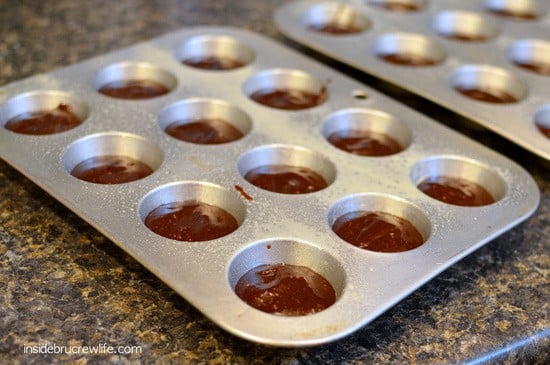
left=0, top=27, right=540, bottom=346
left=275, top=0, right=550, bottom=160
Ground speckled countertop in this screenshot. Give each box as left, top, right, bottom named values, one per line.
left=0, top=1, right=548, bottom=364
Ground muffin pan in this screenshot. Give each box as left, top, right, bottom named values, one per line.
left=275, top=0, right=550, bottom=160
left=0, top=27, right=540, bottom=346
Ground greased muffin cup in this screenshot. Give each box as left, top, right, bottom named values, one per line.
left=0, top=27, right=540, bottom=346
left=275, top=0, right=550, bottom=160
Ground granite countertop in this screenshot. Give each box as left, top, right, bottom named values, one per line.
left=0, top=1, right=548, bottom=364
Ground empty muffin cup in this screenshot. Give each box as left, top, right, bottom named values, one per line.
left=1, top=90, right=88, bottom=135
left=243, top=69, right=328, bottom=110
left=177, top=35, right=255, bottom=70
left=328, top=194, right=430, bottom=253
left=237, top=145, right=336, bottom=194
left=432, top=10, right=499, bottom=42
left=321, top=108, right=410, bottom=156
left=485, top=0, right=543, bottom=20
left=139, top=181, right=246, bottom=241
left=302, top=3, right=370, bottom=35
left=366, top=0, right=425, bottom=13
left=507, top=39, right=550, bottom=76
left=411, top=156, right=506, bottom=206
left=62, top=132, right=163, bottom=184
left=533, top=105, right=550, bottom=139
left=93, top=62, right=177, bottom=99
left=228, top=239, right=345, bottom=316
left=450, top=65, right=527, bottom=104
left=372, top=33, right=446, bottom=67
left=158, top=98, right=252, bottom=144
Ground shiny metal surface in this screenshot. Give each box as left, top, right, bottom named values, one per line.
left=0, top=27, right=540, bottom=346
left=276, top=0, right=550, bottom=159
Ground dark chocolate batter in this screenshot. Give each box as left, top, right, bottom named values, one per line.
left=488, top=9, right=538, bottom=20
left=308, top=23, right=363, bottom=35
left=144, top=201, right=238, bottom=241
left=417, top=176, right=495, bottom=206
left=454, top=86, right=518, bottom=103
left=369, top=1, right=420, bottom=12
left=4, top=103, right=81, bottom=135
left=165, top=118, right=244, bottom=144
left=70, top=155, right=153, bottom=184
left=98, top=80, right=170, bottom=99
left=513, top=61, right=550, bottom=76
left=332, top=211, right=424, bottom=252
left=235, top=263, right=336, bottom=316
left=234, top=185, right=253, bottom=201
left=379, top=53, right=439, bottom=66
left=250, top=87, right=327, bottom=110
left=327, top=129, right=403, bottom=156
left=443, top=33, right=489, bottom=42
left=536, top=124, right=550, bottom=138
left=244, top=165, right=328, bottom=194
left=183, top=56, right=245, bottom=70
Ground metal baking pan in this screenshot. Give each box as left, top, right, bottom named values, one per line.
left=275, top=0, right=550, bottom=160
left=0, top=26, right=540, bottom=346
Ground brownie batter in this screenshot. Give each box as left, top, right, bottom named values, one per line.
left=234, top=185, right=253, bottom=201
left=369, top=1, right=420, bottom=12
left=183, top=56, right=245, bottom=70
left=417, top=176, right=495, bottom=206
left=144, top=201, right=238, bottom=241
left=235, top=263, right=336, bottom=316
left=332, top=211, right=424, bottom=252
left=70, top=155, right=153, bottom=184
left=328, top=129, right=403, bottom=156
left=250, top=87, right=327, bottom=110
left=379, top=53, right=438, bottom=66
left=488, top=9, right=538, bottom=20
left=454, top=86, right=518, bottom=103
left=165, top=118, right=244, bottom=144
left=244, top=165, right=328, bottom=194
left=513, top=61, right=550, bottom=76
left=98, top=80, right=170, bottom=99
left=4, top=103, right=81, bottom=135
left=443, top=33, right=488, bottom=42
left=536, top=124, right=550, bottom=138
left=308, top=23, right=363, bottom=35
